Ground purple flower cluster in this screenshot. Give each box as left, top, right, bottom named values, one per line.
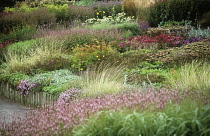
left=17, top=79, right=39, bottom=96
left=138, top=20, right=149, bottom=31
left=2, top=88, right=208, bottom=136
left=57, top=88, right=82, bottom=105
left=182, top=36, right=203, bottom=45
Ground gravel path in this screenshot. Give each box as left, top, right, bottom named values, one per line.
left=0, top=97, right=29, bottom=125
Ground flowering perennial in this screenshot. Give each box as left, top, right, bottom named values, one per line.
left=1, top=88, right=208, bottom=136
left=17, top=79, right=39, bottom=96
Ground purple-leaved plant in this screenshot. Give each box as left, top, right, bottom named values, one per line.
left=17, top=79, right=39, bottom=96
left=1, top=88, right=209, bottom=136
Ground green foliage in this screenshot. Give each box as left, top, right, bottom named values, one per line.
left=68, top=5, right=95, bottom=23
left=4, top=3, right=37, bottom=12
left=158, top=20, right=192, bottom=27
left=21, top=0, right=72, bottom=7
left=187, top=26, right=210, bottom=39
left=5, top=39, right=38, bottom=53
left=75, top=0, right=95, bottom=6
left=0, top=8, right=56, bottom=34
left=147, top=0, right=210, bottom=27
left=0, top=26, right=37, bottom=44
left=86, top=22, right=140, bottom=36
left=69, top=39, right=118, bottom=71
left=125, top=61, right=169, bottom=85
left=1, top=37, right=68, bottom=74
left=146, top=41, right=210, bottom=66
left=0, top=72, right=28, bottom=87
left=28, top=69, right=80, bottom=94
left=167, top=61, right=210, bottom=93
left=44, top=4, right=70, bottom=22
left=73, top=102, right=210, bottom=136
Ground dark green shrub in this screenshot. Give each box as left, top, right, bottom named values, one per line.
left=147, top=0, right=210, bottom=27
left=0, top=26, right=36, bottom=42
left=199, top=11, right=210, bottom=28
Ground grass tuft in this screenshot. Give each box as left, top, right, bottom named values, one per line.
left=166, top=61, right=210, bottom=93
left=81, top=62, right=126, bottom=97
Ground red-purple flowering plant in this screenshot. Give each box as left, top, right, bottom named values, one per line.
left=119, top=33, right=184, bottom=51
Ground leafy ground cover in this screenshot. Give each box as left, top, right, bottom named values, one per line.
left=0, top=0, right=210, bottom=135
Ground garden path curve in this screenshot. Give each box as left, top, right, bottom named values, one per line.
left=0, top=97, right=29, bottom=125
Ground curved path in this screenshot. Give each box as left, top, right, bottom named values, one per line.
left=0, top=97, right=29, bottom=125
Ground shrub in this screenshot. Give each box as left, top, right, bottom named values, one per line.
left=21, top=0, right=72, bottom=7
left=44, top=4, right=70, bottom=22
left=0, top=26, right=37, bottom=44
left=61, top=28, right=122, bottom=50
left=69, top=39, right=118, bottom=71
left=0, top=8, right=56, bottom=33
left=146, top=40, right=210, bottom=65
left=85, top=22, right=140, bottom=37
left=0, top=72, right=29, bottom=87
left=125, top=61, right=169, bottom=85
left=147, top=0, right=210, bottom=27
left=68, top=5, right=95, bottom=23
left=4, top=3, right=37, bottom=12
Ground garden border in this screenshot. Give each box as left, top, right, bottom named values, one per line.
left=0, top=82, right=56, bottom=107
